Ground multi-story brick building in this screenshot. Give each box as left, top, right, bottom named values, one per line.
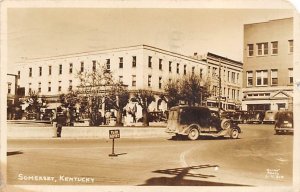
left=242, top=18, right=293, bottom=111
left=16, top=44, right=207, bottom=117
left=192, top=52, right=243, bottom=110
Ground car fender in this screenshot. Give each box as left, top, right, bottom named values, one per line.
left=181, top=124, right=200, bottom=135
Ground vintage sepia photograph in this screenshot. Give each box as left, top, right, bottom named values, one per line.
left=1, top=0, right=300, bottom=191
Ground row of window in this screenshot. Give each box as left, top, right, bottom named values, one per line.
left=28, top=80, right=73, bottom=93
left=211, top=86, right=240, bottom=100
left=22, top=56, right=203, bottom=79
left=247, top=40, right=293, bottom=57
left=246, top=68, right=293, bottom=87
left=208, top=66, right=240, bottom=84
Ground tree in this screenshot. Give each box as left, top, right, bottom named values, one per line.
left=163, top=79, right=182, bottom=108
left=105, top=81, right=130, bottom=126
left=179, top=74, right=210, bottom=106
left=25, top=91, right=47, bottom=120
left=133, top=90, right=155, bottom=126
left=76, top=62, right=130, bottom=126
left=164, top=74, right=210, bottom=107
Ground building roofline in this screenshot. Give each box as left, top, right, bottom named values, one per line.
left=244, top=17, right=293, bottom=26
left=16, top=44, right=205, bottom=65
left=207, top=52, right=243, bottom=65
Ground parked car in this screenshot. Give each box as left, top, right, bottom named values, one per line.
left=274, top=111, right=293, bottom=134
left=165, top=106, right=241, bottom=140
left=263, top=110, right=278, bottom=124
left=245, top=110, right=265, bottom=124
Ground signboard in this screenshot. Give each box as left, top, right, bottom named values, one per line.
left=109, top=129, right=120, bottom=139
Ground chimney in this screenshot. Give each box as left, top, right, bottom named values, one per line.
left=194, top=52, right=198, bottom=56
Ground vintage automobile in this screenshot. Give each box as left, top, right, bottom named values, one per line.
left=263, top=110, right=278, bottom=124
left=165, top=106, right=241, bottom=140
left=274, top=111, right=293, bottom=134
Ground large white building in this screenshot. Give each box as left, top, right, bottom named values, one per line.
left=16, top=44, right=207, bottom=115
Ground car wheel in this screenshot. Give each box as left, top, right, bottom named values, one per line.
left=188, top=127, right=199, bottom=140
left=275, top=130, right=281, bottom=135
left=221, top=119, right=231, bottom=129
left=230, top=128, right=239, bottom=139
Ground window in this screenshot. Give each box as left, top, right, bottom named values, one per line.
left=212, top=67, right=217, bottom=75
left=208, top=66, right=210, bottom=74
left=132, top=75, right=136, bottom=87
left=169, top=61, right=172, bottom=72
left=177, top=63, right=179, bottom=74
left=106, top=59, right=110, bottom=71
left=48, top=82, right=51, bottom=92
left=159, top=77, right=162, bottom=89
left=49, top=66, right=52, bottom=75
left=132, top=56, right=136, bottom=67
left=39, top=67, right=42, bottom=76
left=184, top=65, right=187, bottom=75
left=17, top=71, right=20, bottom=79
left=119, top=57, right=123, bottom=68
left=159, top=59, right=162, bottom=70
left=256, top=70, right=268, bottom=86
left=119, top=76, right=123, bottom=84
left=69, top=80, right=73, bottom=91
left=8, top=83, right=11, bottom=94
left=237, top=73, right=239, bottom=83
left=69, top=63, right=73, bottom=73
left=227, top=71, right=230, bottom=82
left=192, top=67, right=195, bottom=75
left=92, top=60, right=96, bottom=71
left=247, top=44, right=254, bottom=56
left=288, top=40, right=293, bottom=53
left=247, top=71, right=253, bottom=86
left=148, top=75, right=152, bottom=87
left=257, top=42, right=268, bottom=56
left=29, top=68, right=32, bottom=77
left=271, top=41, right=278, bottom=55
left=38, top=82, right=41, bottom=93
left=228, top=88, right=230, bottom=99
left=200, top=68, right=203, bottom=78
left=237, top=90, right=240, bottom=99
left=231, top=72, right=236, bottom=83
left=289, top=68, right=293, bottom=84
left=148, top=56, right=152, bottom=68
left=81, top=62, right=84, bottom=73
left=58, top=81, right=62, bottom=92
left=28, top=83, right=32, bottom=94
left=232, top=89, right=236, bottom=99
left=59, top=64, right=62, bottom=75
left=271, top=69, right=278, bottom=85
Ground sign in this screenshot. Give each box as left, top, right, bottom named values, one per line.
left=109, top=129, right=120, bottom=157
left=109, top=129, right=120, bottom=139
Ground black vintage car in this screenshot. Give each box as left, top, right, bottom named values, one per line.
left=274, top=111, right=293, bottom=134
left=165, top=106, right=241, bottom=140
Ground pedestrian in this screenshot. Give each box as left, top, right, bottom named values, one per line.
left=56, top=107, right=64, bottom=138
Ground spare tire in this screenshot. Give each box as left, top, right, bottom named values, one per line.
left=221, top=119, right=231, bottom=129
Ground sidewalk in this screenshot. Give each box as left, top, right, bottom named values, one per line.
left=7, top=122, right=169, bottom=139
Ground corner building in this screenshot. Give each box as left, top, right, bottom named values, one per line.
left=16, top=45, right=207, bottom=116
left=242, top=18, right=293, bottom=111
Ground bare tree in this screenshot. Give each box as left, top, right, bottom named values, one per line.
left=132, top=89, right=155, bottom=126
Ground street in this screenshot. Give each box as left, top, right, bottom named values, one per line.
left=7, top=124, right=293, bottom=186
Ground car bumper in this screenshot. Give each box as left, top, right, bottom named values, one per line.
left=275, top=127, right=293, bottom=132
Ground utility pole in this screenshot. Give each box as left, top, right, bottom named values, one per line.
left=218, top=58, right=221, bottom=114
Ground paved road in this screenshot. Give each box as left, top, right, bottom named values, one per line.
left=7, top=124, right=293, bottom=186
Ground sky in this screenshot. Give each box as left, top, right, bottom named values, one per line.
left=7, top=7, right=294, bottom=73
